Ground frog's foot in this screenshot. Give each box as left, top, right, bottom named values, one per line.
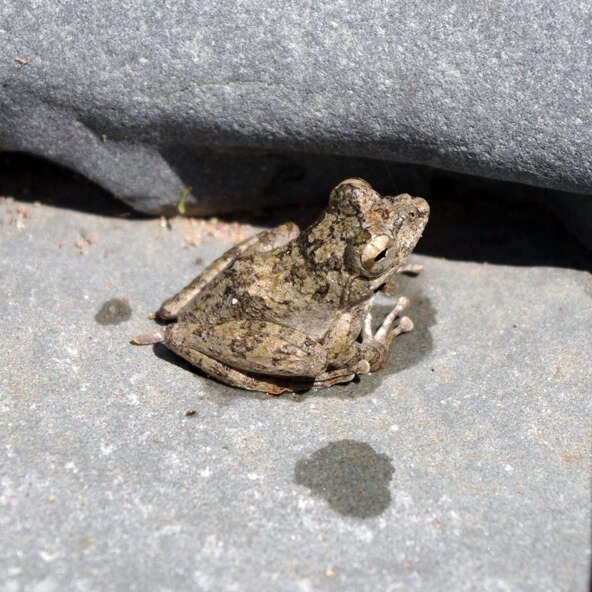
left=361, top=296, right=413, bottom=371
left=311, top=367, right=357, bottom=388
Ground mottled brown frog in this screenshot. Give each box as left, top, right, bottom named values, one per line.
left=134, top=178, right=429, bottom=394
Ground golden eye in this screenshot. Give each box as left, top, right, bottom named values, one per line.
left=360, top=235, right=392, bottom=271
left=345, top=232, right=397, bottom=278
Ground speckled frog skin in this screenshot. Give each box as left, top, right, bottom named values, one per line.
left=143, top=179, right=429, bottom=393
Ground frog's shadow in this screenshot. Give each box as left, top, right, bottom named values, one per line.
left=153, top=276, right=435, bottom=404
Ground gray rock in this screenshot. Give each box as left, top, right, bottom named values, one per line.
left=1, top=1, right=591, bottom=215
left=0, top=196, right=590, bottom=591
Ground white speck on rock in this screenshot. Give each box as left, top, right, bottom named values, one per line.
left=32, top=578, right=58, bottom=592
left=64, top=461, right=78, bottom=473
left=39, top=548, right=58, bottom=563
left=100, top=442, right=114, bottom=456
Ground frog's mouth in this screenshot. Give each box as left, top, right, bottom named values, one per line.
left=368, top=266, right=398, bottom=292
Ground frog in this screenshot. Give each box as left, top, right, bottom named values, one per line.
left=133, top=178, right=429, bottom=394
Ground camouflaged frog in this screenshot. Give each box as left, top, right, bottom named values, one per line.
left=134, top=178, right=429, bottom=394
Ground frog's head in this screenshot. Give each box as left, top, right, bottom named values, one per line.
left=330, top=178, right=429, bottom=283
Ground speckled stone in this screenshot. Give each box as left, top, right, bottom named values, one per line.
left=0, top=196, right=590, bottom=591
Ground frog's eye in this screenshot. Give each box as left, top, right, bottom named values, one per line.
left=347, top=233, right=396, bottom=278
left=360, top=235, right=392, bottom=270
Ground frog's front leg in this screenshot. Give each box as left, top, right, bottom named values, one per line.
left=164, top=320, right=328, bottom=378
left=358, top=296, right=414, bottom=371
left=158, top=222, right=300, bottom=319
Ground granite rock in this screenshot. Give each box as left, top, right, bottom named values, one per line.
left=1, top=1, right=591, bottom=214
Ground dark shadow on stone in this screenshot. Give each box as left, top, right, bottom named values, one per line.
left=3, top=149, right=590, bottom=269
left=418, top=173, right=592, bottom=270
left=159, top=146, right=429, bottom=217
left=162, top=147, right=591, bottom=268
left=151, top=342, right=269, bottom=404
left=0, top=152, right=144, bottom=218
left=294, top=439, right=395, bottom=518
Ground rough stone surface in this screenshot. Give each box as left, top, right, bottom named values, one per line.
left=1, top=1, right=592, bottom=215
left=0, top=195, right=590, bottom=591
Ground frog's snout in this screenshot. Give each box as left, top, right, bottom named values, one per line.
left=412, top=196, right=430, bottom=221
left=333, top=178, right=373, bottom=192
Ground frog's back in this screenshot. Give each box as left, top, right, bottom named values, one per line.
left=178, top=244, right=345, bottom=338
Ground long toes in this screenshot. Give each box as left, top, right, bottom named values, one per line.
left=375, top=296, right=410, bottom=342
left=362, top=297, right=374, bottom=342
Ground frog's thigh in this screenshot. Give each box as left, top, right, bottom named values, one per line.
left=158, top=222, right=300, bottom=320
left=165, top=320, right=327, bottom=378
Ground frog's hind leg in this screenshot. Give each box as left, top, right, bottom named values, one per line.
left=163, top=321, right=360, bottom=393
left=163, top=334, right=312, bottom=394
left=165, top=320, right=327, bottom=378
left=167, top=344, right=355, bottom=394
left=158, top=222, right=300, bottom=320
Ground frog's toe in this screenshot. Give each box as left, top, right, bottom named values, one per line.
left=361, top=297, right=375, bottom=341
left=374, top=296, right=410, bottom=343
left=355, top=359, right=371, bottom=375
left=391, top=315, right=413, bottom=337
left=359, top=307, right=413, bottom=373
left=397, top=263, right=424, bottom=275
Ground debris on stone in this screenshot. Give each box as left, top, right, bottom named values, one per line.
left=182, top=217, right=253, bottom=247
left=0, top=198, right=29, bottom=229
left=14, top=56, right=31, bottom=67
left=75, top=228, right=98, bottom=254
left=80, top=229, right=98, bottom=245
